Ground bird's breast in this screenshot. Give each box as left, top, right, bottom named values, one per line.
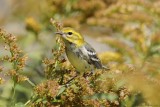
left=65, top=46, right=92, bottom=74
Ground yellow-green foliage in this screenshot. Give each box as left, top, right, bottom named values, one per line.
left=0, top=0, right=160, bottom=107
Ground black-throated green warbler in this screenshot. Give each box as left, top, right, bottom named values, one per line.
left=56, top=27, right=105, bottom=75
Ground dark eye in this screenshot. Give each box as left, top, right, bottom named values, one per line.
left=68, top=32, right=72, bottom=35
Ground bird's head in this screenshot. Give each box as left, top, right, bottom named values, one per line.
left=55, top=27, right=85, bottom=46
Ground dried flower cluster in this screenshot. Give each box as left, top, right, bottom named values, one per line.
left=0, top=29, right=28, bottom=83
left=31, top=80, right=60, bottom=107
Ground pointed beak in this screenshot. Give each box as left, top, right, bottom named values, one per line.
left=55, top=32, right=64, bottom=35
left=55, top=31, right=66, bottom=38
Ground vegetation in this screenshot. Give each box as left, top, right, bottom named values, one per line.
left=0, top=0, right=160, bottom=106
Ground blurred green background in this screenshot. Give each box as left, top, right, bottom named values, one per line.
left=0, top=0, right=160, bottom=106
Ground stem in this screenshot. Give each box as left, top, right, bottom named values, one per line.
left=11, top=81, right=16, bottom=106
left=65, top=74, right=77, bottom=87
left=12, top=83, right=16, bottom=98
left=59, top=70, right=64, bottom=85
left=9, top=43, right=17, bottom=71
left=8, top=43, right=19, bottom=106
left=27, top=79, right=36, bottom=87
left=24, top=100, right=31, bottom=106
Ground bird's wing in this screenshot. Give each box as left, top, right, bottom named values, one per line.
left=76, top=43, right=102, bottom=69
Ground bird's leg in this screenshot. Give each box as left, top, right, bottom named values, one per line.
left=88, top=70, right=94, bottom=76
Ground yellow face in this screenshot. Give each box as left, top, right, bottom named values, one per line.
left=60, top=27, right=85, bottom=46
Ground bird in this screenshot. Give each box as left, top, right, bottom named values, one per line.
left=55, top=27, right=107, bottom=76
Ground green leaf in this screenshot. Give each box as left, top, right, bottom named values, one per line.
left=57, top=86, right=66, bottom=96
